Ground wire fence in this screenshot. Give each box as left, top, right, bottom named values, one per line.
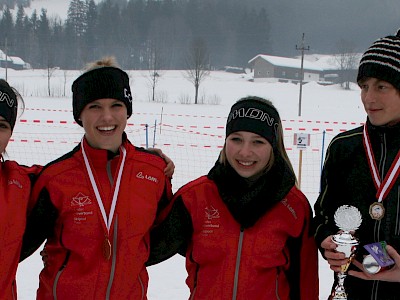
left=7, top=116, right=362, bottom=203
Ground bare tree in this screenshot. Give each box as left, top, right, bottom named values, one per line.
left=47, top=66, right=57, bottom=96
left=63, top=70, right=68, bottom=97
left=184, top=37, right=210, bottom=104
left=147, top=40, right=164, bottom=102
left=333, top=39, right=359, bottom=90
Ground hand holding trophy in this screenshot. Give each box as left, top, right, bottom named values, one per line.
left=331, top=205, right=362, bottom=300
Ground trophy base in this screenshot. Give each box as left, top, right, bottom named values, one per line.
left=331, top=273, right=348, bottom=300
left=331, top=291, right=347, bottom=300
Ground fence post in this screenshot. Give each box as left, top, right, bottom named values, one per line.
left=319, top=130, right=326, bottom=192
left=298, top=149, right=303, bottom=189
left=145, top=124, right=149, bottom=148
left=153, top=120, right=157, bottom=148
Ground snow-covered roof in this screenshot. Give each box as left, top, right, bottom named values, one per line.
left=299, top=53, right=363, bottom=70
left=0, top=50, right=12, bottom=62
left=10, top=56, right=25, bottom=65
left=248, top=54, right=323, bottom=71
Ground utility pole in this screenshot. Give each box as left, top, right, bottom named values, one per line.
left=296, top=33, right=310, bottom=117
left=5, top=36, right=8, bottom=81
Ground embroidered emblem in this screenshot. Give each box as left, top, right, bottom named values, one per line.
left=124, top=88, right=132, bottom=102
left=71, top=192, right=92, bottom=207
left=281, top=198, right=298, bottom=219
left=202, top=206, right=220, bottom=236
left=136, top=171, right=159, bottom=183
left=205, top=206, right=220, bottom=220
left=71, top=192, right=94, bottom=224
left=0, top=90, right=15, bottom=107
left=228, top=107, right=275, bottom=126
left=8, top=179, right=22, bottom=189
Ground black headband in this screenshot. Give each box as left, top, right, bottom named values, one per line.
left=0, top=80, right=18, bottom=131
left=72, top=67, right=133, bottom=126
left=226, top=97, right=280, bottom=147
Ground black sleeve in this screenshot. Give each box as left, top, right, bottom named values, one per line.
left=156, top=181, right=172, bottom=216
left=312, top=143, right=341, bottom=255
left=146, top=196, right=193, bottom=266
left=20, top=188, right=58, bottom=262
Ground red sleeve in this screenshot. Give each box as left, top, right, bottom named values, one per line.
left=299, top=203, right=319, bottom=300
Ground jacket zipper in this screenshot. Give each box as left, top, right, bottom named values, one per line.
left=275, top=268, right=281, bottom=300
left=106, top=216, right=118, bottom=300
left=12, top=279, right=16, bottom=300
left=371, top=132, right=387, bottom=300
left=53, top=251, right=71, bottom=300
left=232, top=227, right=244, bottom=300
left=189, top=254, right=199, bottom=300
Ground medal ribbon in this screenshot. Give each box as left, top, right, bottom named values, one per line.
left=82, top=140, right=127, bottom=233
left=363, top=124, right=400, bottom=202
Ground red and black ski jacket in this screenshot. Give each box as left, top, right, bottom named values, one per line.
left=22, top=136, right=172, bottom=300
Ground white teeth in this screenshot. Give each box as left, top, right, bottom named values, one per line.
left=239, top=161, right=253, bottom=166
left=98, top=126, right=115, bottom=131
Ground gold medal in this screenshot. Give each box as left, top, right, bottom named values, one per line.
left=102, top=237, right=112, bottom=260
left=369, top=202, right=385, bottom=220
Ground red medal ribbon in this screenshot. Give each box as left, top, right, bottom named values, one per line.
left=363, top=124, right=400, bottom=202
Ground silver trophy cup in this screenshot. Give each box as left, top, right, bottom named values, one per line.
left=330, top=205, right=362, bottom=300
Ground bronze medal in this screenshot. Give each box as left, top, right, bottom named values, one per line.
left=103, top=237, right=112, bottom=260
left=369, top=202, right=385, bottom=220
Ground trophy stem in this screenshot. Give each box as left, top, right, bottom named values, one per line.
left=331, top=273, right=347, bottom=300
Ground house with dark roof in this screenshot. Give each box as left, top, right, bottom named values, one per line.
left=0, top=49, right=29, bottom=70
left=248, top=54, right=323, bottom=83
left=248, top=54, right=360, bottom=85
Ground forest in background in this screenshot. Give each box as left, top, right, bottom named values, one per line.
left=1, top=0, right=400, bottom=70
left=0, top=0, right=270, bottom=70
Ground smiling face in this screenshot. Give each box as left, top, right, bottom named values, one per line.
left=0, top=116, right=12, bottom=154
left=79, top=98, right=128, bottom=152
left=225, top=131, right=273, bottom=179
left=359, top=77, right=400, bottom=126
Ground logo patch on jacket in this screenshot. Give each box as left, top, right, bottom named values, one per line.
left=136, top=171, right=159, bottom=183
left=71, top=192, right=94, bottom=224
left=71, top=192, right=92, bottom=207
left=8, top=179, right=22, bottom=189
left=202, top=206, right=220, bottom=236
left=281, top=198, right=298, bottom=220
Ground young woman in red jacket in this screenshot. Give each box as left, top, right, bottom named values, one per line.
left=21, top=57, right=174, bottom=299
left=150, top=96, right=319, bottom=299
left=0, top=79, right=42, bottom=300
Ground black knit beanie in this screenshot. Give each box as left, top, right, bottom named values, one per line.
left=357, top=29, right=400, bottom=90
left=72, top=67, right=133, bottom=126
left=0, top=79, right=18, bottom=131
left=226, top=96, right=280, bottom=147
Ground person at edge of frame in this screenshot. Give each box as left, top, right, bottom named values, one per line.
left=0, top=79, right=42, bottom=300
left=314, top=29, right=400, bottom=299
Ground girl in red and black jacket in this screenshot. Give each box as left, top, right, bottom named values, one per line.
left=21, top=57, right=173, bottom=300
left=0, top=79, right=42, bottom=300
left=149, top=96, right=319, bottom=299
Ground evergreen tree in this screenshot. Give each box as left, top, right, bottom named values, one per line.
left=0, top=5, right=14, bottom=49
left=67, top=0, right=87, bottom=37
left=14, top=4, right=25, bottom=58
left=37, top=8, right=50, bottom=67
left=83, top=0, right=98, bottom=62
